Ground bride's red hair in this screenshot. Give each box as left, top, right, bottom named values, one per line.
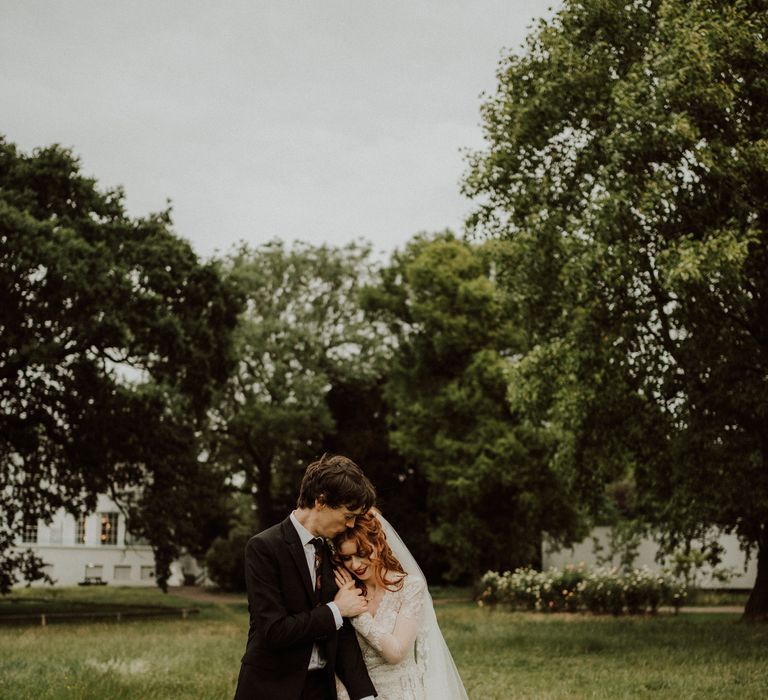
left=333, top=509, right=406, bottom=595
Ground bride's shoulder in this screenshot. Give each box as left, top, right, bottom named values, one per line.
left=384, top=571, right=424, bottom=590
left=396, top=573, right=427, bottom=596
left=397, top=575, right=428, bottom=617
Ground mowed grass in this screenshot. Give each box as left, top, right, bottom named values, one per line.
left=0, top=586, right=192, bottom=608
left=1, top=588, right=767, bottom=699
left=0, top=586, right=192, bottom=618
left=0, top=588, right=243, bottom=700
left=440, top=603, right=768, bottom=699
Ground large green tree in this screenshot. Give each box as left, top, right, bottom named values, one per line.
left=464, top=0, right=768, bottom=618
left=366, top=232, right=583, bottom=580
left=0, top=138, right=241, bottom=590
left=212, top=240, right=389, bottom=529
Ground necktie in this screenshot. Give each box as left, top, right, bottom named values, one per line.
left=311, top=537, right=324, bottom=603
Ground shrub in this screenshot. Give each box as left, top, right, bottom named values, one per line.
left=205, top=529, right=250, bottom=591
left=478, top=565, right=687, bottom=615
left=578, top=568, right=629, bottom=615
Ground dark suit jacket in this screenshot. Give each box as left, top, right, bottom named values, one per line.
left=234, top=516, right=376, bottom=700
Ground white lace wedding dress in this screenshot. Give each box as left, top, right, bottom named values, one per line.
left=336, top=513, right=467, bottom=700
left=337, top=575, right=427, bottom=700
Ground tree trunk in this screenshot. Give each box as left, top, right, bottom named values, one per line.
left=742, top=528, right=768, bottom=622
left=243, top=433, right=275, bottom=533
left=253, top=459, right=274, bottom=532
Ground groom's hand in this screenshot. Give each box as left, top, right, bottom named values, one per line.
left=334, top=580, right=367, bottom=618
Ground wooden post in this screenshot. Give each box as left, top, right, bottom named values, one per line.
left=41, top=614, right=46, bottom=627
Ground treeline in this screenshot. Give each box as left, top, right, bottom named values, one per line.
left=204, top=233, right=585, bottom=589
left=0, top=138, right=577, bottom=588
left=3, top=0, right=768, bottom=619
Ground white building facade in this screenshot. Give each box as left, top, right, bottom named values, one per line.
left=11, top=494, right=201, bottom=587
left=543, top=526, right=757, bottom=589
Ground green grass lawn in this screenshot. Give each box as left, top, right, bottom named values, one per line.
left=685, top=589, right=750, bottom=607
left=0, top=586, right=192, bottom=620
left=1, top=588, right=766, bottom=699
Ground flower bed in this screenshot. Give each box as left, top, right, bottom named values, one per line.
left=478, top=565, right=687, bottom=615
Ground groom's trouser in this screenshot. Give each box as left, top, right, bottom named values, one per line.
left=233, top=666, right=333, bottom=700
left=301, top=669, right=333, bottom=700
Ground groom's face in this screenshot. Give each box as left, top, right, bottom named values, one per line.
left=314, top=500, right=364, bottom=538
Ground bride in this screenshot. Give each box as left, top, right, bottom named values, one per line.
left=331, top=510, right=468, bottom=700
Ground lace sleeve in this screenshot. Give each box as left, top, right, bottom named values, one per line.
left=400, top=576, right=426, bottom=620
left=351, top=577, right=426, bottom=665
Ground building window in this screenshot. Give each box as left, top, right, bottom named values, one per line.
left=99, top=513, right=118, bottom=545
left=22, top=520, right=39, bottom=544
left=84, top=564, right=103, bottom=580
left=114, top=565, right=131, bottom=581
left=76, top=516, right=87, bottom=544
left=49, top=521, right=63, bottom=545
left=140, top=566, right=155, bottom=581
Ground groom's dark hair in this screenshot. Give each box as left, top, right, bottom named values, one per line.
left=297, top=454, right=376, bottom=511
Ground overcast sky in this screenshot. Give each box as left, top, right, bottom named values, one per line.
left=2, top=1, right=558, bottom=260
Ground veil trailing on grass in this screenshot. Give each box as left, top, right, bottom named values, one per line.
left=375, top=511, right=469, bottom=700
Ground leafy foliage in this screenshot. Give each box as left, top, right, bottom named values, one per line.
left=211, top=240, right=389, bottom=528
left=479, top=564, right=687, bottom=614
left=0, top=137, right=241, bottom=590
left=464, top=0, right=768, bottom=617
left=366, top=232, right=583, bottom=579
left=205, top=495, right=258, bottom=591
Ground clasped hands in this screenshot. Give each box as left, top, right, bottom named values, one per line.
left=333, top=566, right=368, bottom=618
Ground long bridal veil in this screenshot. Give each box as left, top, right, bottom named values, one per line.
left=375, top=512, right=469, bottom=700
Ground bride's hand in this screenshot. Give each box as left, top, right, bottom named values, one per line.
left=333, top=570, right=368, bottom=617
left=334, top=566, right=354, bottom=588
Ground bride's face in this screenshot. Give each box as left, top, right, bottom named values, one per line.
left=338, top=539, right=375, bottom=581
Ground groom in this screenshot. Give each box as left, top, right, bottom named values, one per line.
left=233, top=454, right=378, bottom=700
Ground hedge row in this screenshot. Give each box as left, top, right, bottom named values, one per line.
left=478, top=565, right=687, bottom=615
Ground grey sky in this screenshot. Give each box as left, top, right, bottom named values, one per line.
left=2, top=1, right=558, bottom=259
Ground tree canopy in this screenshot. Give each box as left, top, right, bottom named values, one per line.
left=212, top=240, right=389, bottom=530
left=464, top=0, right=768, bottom=617
left=366, top=232, right=584, bottom=579
left=0, top=138, right=241, bottom=590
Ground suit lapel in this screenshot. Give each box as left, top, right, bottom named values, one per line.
left=281, top=517, right=315, bottom=603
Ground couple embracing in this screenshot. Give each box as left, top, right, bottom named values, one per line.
left=233, top=454, right=468, bottom=700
